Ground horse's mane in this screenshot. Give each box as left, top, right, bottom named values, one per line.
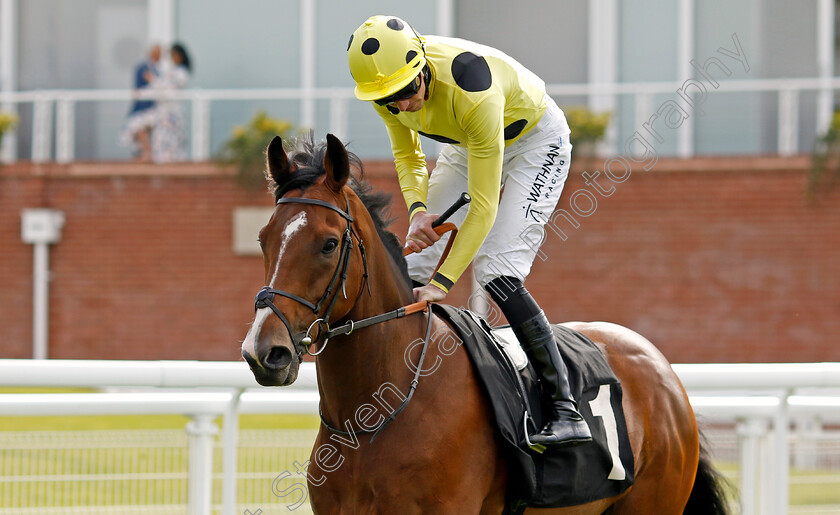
left=267, top=135, right=411, bottom=287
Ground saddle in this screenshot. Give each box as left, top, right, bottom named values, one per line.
left=431, top=304, right=635, bottom=512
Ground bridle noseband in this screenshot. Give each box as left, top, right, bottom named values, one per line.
left=254, top=195, right=369, bottom=361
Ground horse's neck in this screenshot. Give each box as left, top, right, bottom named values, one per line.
left=316, top=237, right=422, bottom=423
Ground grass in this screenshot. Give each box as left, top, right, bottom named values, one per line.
left=789, top=470, right=840, bottom=506
left=0, top=413, right=319, bottom=432
left=718, top=462, right=840, bottom=509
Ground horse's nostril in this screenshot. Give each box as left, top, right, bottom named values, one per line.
left=265, top=345, right=293, bottom=370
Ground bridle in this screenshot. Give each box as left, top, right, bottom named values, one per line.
left=252, top=190, right=464, bottom=441
left=254, top=195, right=370, bottom=361
left=252, top=192, right=430, bottom=441
left=254, top=188, right=467, bottom=359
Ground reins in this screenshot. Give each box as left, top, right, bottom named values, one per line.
left=325, top=298, right=430, bottom=339
left=324, top=220, right=460, bottom=339
left=319, top=303, right=435, bottom=442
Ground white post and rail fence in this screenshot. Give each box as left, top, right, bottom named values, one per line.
left=0, top=360, right=839, bottom=514
left=1, top=76, right=839, bottom=164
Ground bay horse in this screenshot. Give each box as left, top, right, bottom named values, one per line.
left=241, top=134, right=728, bottom=514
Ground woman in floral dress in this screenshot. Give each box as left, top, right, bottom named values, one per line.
left=149, top=43, right=192, bottom=163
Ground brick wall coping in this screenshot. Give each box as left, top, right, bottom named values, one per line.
left=0, top=155, right=812, bottom=179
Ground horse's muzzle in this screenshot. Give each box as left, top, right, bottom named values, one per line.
left=242, top=346, right=300, bottom=387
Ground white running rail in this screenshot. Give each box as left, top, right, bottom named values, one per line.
left=1, top=360, right=839, bottom=515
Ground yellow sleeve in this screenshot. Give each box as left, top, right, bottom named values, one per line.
left=431, top=98, right=504, bottom=293
left=375, top=106, right=429, bottom=220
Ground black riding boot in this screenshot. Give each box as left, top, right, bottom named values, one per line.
left=513, top=311, right=592, bottom=447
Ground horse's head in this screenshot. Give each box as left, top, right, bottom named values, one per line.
left=241, top=134, right=370, bottom=386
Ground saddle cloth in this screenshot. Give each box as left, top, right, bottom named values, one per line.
left=431, top=304, right=635, bottom=511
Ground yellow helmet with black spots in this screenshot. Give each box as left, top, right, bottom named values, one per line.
left=348, top=15, right=426, bottom=102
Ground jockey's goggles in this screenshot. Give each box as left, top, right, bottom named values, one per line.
left=374, top=74, right=422, bottom=106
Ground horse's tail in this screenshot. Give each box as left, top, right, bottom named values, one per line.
left=683, top=432, right=731, bottom=515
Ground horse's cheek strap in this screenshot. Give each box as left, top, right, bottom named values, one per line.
left=321, top=229, right=354, bottom=323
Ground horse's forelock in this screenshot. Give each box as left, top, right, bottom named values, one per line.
left=269, top=136, right=362, bottom=200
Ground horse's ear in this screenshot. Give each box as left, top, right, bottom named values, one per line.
left=323, top=134, right=350, bottom=192
left=266, top=136, right=291, bottom=188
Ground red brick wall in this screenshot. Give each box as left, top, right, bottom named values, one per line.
left=522, top=157, right=840, bottom=363
left=1, top=157, right=838, bottom=363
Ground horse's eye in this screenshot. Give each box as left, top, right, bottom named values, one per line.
left=322, top=239, right=339, bottom=254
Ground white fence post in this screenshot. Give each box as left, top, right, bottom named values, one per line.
left=736, top=418, right=769, bottom=515
left=191, top=93, right=211, bottom=161
left=186, top=415, right=219, bottom=515
left=31, top=94, right=53, bottom=163
left=772, top=392, right=791, bottom=515
left=793, top=415, right=821, bottom=469
left=222, top=389, right=243, bottom=515
left=777, top=88, right=799, bottom=157
left=0, top=109, right=16, bottom=163
left=55, top=96, right=75, bottom=164
left=635, top=92, right=654, bottom=140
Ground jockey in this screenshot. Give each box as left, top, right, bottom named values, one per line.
left=348, top=15, right=591, bottom=447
